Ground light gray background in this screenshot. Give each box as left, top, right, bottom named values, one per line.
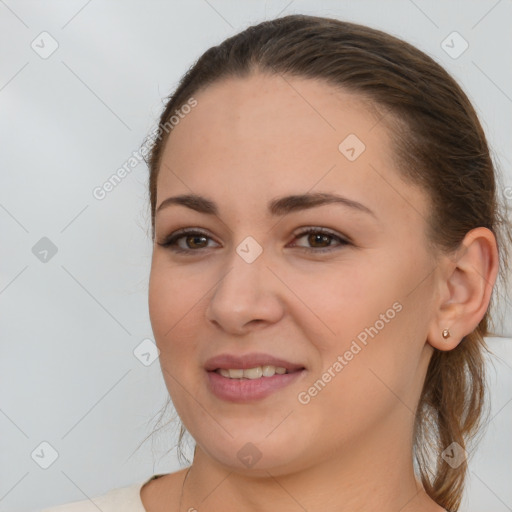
left=0, top=1, right=511, bottom=511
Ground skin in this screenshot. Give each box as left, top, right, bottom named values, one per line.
left=143, top=73, right=499, bottom=512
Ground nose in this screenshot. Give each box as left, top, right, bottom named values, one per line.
left=205, top=249, right=285, bottom=335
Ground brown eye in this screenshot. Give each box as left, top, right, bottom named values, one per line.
left=157, top=229, right=219, bottom=254
left=307, top=233, right=333, bottom=248
left=185, top=234, right=208, bottom=249
left=292, top=228, right=350, bottom=253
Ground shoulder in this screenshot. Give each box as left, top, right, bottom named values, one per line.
left=40, top=475, right=157, bottom=512
left=139, top=468, right=189, bottom=511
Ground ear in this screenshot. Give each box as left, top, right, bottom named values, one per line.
left=427, top=227, right=499, bottom=351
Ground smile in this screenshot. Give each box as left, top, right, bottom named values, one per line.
left=216, top=365, right=288, bottom=379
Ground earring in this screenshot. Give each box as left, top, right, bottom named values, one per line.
left=442, top=328, right=451, bottom=340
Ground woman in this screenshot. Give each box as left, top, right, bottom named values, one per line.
left=43, top=13, right=509, bottom=512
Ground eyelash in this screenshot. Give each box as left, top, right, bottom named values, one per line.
left=157, top=227, right=351, bottom=255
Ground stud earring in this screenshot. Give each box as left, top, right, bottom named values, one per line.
left=442, top=328, right=451, bottom=340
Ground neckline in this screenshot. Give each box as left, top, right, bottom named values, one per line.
left=137, top=473, right=169, bottom=510
left=136, top=474, right=452, bottom=512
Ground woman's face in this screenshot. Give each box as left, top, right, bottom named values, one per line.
left=149, top=73, right=440, bottom=474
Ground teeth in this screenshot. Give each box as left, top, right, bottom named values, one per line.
left=217, top=365, right=289, bottom=379
left=243, top=367, right=263, bottom=379
left=262, top=365, right=275, bottom=377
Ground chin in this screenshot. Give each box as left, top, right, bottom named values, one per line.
left=193, top=429, right=313, bottom=475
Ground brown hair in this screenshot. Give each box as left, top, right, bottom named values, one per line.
left=143, top=14, right=511, bottom=511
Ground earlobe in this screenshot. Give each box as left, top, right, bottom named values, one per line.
left=427, top=227, right=499, bottom=352
left=441, top=328, right=451, bottom=340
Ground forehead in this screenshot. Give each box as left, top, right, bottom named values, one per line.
left=156, top=73, right=427, bottom=225
left=162, top=73, right=387, bottom=169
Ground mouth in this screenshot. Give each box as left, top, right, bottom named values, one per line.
left=204, top=353, right=306, bottom=402
left=214, top=365, right=294, bottom=379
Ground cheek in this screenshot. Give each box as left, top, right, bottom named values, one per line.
left=298, top=252, right=430, bottom=407
left=148, top=258, right=206, bottom=342
left=296, top=310, right=419, bottom=447
left=287, top=259, right=395, bottom=350
left=148, top=264, right=205, bottom=412
left=148, top=260, right=209, bottom=402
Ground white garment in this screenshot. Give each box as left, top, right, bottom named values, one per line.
left=40, top=474, right=453, bottom=512
left=39, top=474, right=164, bottom=511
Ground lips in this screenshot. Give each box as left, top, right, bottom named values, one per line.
left=204, top=352, right=306, bottom=402
left=204, top=352, right=305, bottom=372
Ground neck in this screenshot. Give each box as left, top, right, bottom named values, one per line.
left=178, top=413, right=442, bottom=512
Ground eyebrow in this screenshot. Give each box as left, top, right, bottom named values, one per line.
left=155, top=192, right=376, bottom=218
